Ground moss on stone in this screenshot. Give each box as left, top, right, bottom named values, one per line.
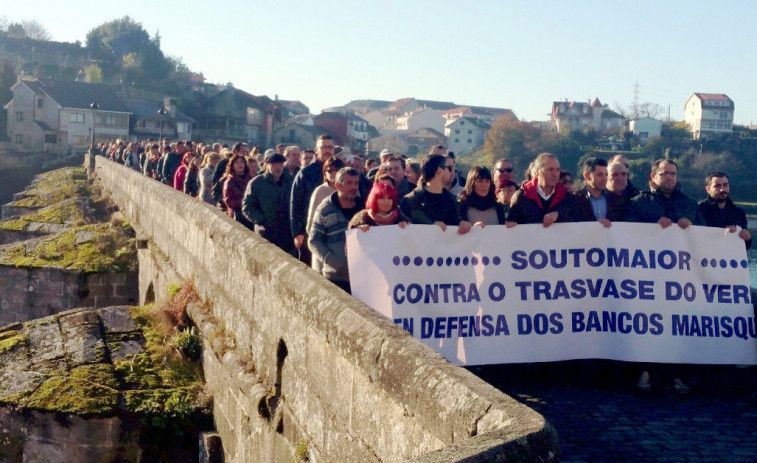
left=0, top=198, right=90, bottom=231
left=16, top=364, right=120, bottom=416
left=9, top=167, right=87, bottom=209
left=0, top=223, right=136, bottom=272
left=0, top=331, right=28, bottom=355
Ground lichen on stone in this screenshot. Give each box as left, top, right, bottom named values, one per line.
left=0, top=223, right=136, bottom=272
left=0, top=198, right=90, bottom=232
left=12, top=364, right=120, bottom=416
left=0, top=331, right=28, bottom=355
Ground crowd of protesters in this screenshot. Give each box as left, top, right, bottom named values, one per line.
left=97, top=135, right=753, bottom=394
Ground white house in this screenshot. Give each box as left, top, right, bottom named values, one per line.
left=683, top=93, right=734, bottom=139
left=629, top=118, right=663, bottom=144
left=5, top=78, right=131, bottom=153
left=444, top=116, right=490, bottom=154
left=395, top=107, right=445, bottom=133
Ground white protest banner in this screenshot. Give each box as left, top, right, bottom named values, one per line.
left=346, top=222, right=757, bottom=366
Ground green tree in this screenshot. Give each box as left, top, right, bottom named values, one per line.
left=0, top=60, right=16, bottom=141
left=83, top=64, right=103, bottom=83
left=85, top=16, right=170, bottom=84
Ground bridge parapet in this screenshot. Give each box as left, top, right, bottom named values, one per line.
left=94, top=157, right=559, bottom=462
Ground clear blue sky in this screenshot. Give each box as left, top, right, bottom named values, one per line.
left=6, top=1, right=757, bottom=124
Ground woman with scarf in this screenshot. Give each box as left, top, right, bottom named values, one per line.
left=348, top=182, right=409, bottom=231
left=222, top=154, right=254, bottom=229
left=457, top=166, right=506, bottom=226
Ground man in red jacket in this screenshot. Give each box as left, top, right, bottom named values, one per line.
left=506, top=153, right=577, bottom=227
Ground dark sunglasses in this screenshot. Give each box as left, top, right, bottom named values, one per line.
left=496, top=168, right=514, bottom=173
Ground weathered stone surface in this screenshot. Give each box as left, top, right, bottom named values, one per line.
left=97, top=158, right=560, bottom=462
left=98, top=305, right=139, bottom=333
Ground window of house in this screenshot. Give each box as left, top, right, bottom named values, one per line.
left=14, top=134, right=23, bottom=143
left=460, top=121, right=465, bottom=125
left=15, top=112, right=23, bottom=121
left=454, top=138, right=459, bottom=143
left=44, top=134, right=57, bottom=143
left=70, top=113, right=85, bottom=123
left=455, top=129, right=460, bottom=134
left=467, top=138, right=473, bottom=143
left=37, top=99, right=43, bottom=108
left=467, top=129, right=472, bottom=134
left=639, top=131, right=649, bottom=138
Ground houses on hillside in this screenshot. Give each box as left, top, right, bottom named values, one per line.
left=5, top=78, right=131, bottom=153
left=684, top=93, right=734, bottom=139
left=550, top=98, right=625, bottom=133
left=2, top=78, right=740, bottom=156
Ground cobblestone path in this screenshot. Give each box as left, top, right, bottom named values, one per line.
left=473, top=361, right=757, bottom=462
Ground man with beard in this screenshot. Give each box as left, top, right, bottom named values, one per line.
left=627, top=159, right=702, bottom=228
left=698, top=172, right=751, bottom=248
left=574, top=157, right=623, bottom=225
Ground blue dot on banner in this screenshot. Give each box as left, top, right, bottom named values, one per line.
left=463, top=257, right=469, bottom=266
left=446, top=257, right=453, bottom=266
left=402, top=256, right=411, bottom=266
left=492, top=256, right=501, bottom=265
left=471, top=257, right=479, bottom=265
left=719, top=259, right=727, bottom=268
left=700, top=258, right=708, bottom=267
left=414, top=256, right=423, bottom=266
left=482, top=256, right=490, bottom=266
left=437, top=257, right=444, bottom=267
left=393, top=256, right=400, bottom=266
left=742, top=260, right=748, bottom=268
left=710, top=259, right=717, bottom=268
left=454, top=257, right=461, bottom=266
left=426, top=257, right=434, bottom=266
left=730, top=259, right=738, bottom=268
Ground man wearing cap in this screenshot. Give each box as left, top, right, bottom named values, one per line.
left=367, top=148, right=394, bottom=180
left=242, top=152, right=293, bottom=253
left=290, top=134, right=335, bottom=264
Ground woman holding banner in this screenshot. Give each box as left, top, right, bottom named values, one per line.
left=348, top=182, right=409, bottom=231
left=457, top=166, right=507, bottom=226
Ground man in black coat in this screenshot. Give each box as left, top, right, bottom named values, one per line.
left=290, top=134, right=335, bottom=263
left=698, top=171, right=751, bottom=249
left=243, top=153, right=293, bottom=253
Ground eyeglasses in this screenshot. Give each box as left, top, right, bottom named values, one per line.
left=496, top=168, right=514, bottom=173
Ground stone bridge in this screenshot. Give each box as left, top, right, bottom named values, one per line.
left=90, top=154, right=559, bottom=462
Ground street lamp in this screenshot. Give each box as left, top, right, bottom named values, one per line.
left=157, top=107, right=167, bottom=140
left=89, top=102, right=100, bottom=153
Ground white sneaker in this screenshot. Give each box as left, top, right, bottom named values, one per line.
left=636, top=370, right=651, bottom=392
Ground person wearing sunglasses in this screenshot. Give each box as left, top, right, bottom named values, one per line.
left=493, top=158, right=515, bottom=185
left=399, top=154, right=472, bottom=234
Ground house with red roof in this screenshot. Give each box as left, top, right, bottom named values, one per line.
left=683, top=93, right=734, bottom=139
left=550, top=98, right=624, bottom=133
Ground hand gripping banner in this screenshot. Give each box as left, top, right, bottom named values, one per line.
left=346, top=222, right=757, bottom=366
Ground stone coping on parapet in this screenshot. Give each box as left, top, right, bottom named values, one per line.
left=93, top=156, right=560, bottom=462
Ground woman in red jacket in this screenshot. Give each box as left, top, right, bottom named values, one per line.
left=223, top=154, right=253, bottom=229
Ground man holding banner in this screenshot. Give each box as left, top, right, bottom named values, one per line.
left=627, top=159, right=703, bottom=228
left=698, top=171, right=751, bottom=249
left=507, top=153, right=577, bottom=227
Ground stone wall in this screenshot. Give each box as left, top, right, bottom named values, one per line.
left=0, top=406, right=140, bottom=462
left=95, top=157, right=559, bottom=462
left=0, top=266, right=138, bottom=324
